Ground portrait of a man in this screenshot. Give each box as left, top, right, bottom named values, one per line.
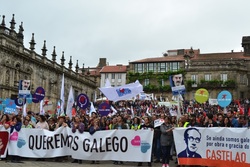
left=18, top=80, right=31, bottom=95
left=178, top=128, right=202, bottom=158
left=172, top=74, right=183, bottom=87
left=21, top=80, right=31, bottom=90
left=169, top=74, right=185, bottom=95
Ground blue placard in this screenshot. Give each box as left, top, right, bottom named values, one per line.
left=0, top=98, right=4, bottom=111
left=4, top=98, right=17, bottom=114
left=217, top=90, right=232, bottom=107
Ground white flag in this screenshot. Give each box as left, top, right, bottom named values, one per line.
left=60, top=73, right=65, bottom=115
left=99, top=80, right=143, bottom=102
left=66, top=86, right=74, bottom=119
left=146, top=106, right=152, bottom=116
left=89, top=102, right=96, bottom=116
left=94, top=91, right=97, bottom=102
left=23, top=103, right=27, bottom=117
left=40, top=100, right=44, bottom=115
left=131, top=105, right=135, bottom=118
left=111, top=105, right=118, bottom=116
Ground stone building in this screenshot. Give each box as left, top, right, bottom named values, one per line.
left=128, top=36, right=250, bottom=101
left=0, top=14, right=97, bottom=112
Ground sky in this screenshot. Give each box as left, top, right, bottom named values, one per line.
left=1, top=0, right=250, bottom=68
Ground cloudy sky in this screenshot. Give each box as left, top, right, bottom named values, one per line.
left=2, top=0, right=250, bottom=68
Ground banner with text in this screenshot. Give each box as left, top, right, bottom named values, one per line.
left=8, top=128, right=153, bottom=162
left=174, top=127, right=250, bottom=167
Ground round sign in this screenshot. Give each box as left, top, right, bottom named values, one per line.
left=195, top=88, right=209, bottom=104
left=217, top=90, right=232, bottom=107
left=32, top=93, right=40, bottom=103
left=98, top=102, right=111, bottom=117
left=77, top=94, right=89, bottom=109
left=15, top=97, right=26, bottom=106
left=35, top=87, right=45, bottom=101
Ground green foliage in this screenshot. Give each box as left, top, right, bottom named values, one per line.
left=223, top=80, right=236, bottom=87
left=159, top=85, right=171, bottom=92
left=143, top=84, right=158, bottom=92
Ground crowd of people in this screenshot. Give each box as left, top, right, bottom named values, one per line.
left=1, top=98, right=250, bottom=167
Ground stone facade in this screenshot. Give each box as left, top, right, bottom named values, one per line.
left=0, top=15, right=97, bottom=112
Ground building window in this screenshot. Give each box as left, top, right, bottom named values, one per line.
left=220, top=74, right=227, bottom=82
left=170, top=62, right=179, bottom=71
left=191, top=74, right=198, bottom=83
left=204, top=74, right=211, bottom=81
left=240, top=75, right=244, bottom=84
left=158, top=63, right=167, bottom=72
left=111, top=73, right=115, bottom=79
left=134, top=64, right=138, bottom=73
left=118, top=73, right=121, bottom=79
left=137, top=64, right=143, bottom=73
left=105, top=73, right=109, bottom=79
left=148, top=63, right=153, bottom=72
left=145, top=79, right=149, bottom=86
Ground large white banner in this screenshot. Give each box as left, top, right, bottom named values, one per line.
left=174, top=127, right=250, bottom=167
left=8, top=128, right=153, bottom=162
left=99, top=80, right=143, bottom=102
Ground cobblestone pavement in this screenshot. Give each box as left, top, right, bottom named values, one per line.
left=0, top=157, right=178, bottom=167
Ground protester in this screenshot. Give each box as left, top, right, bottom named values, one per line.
left=138, top=116, right=153, bottom=166
left=71, top=115, right=84, bottom=133
left=22, top=119, right=33, bottom=128
left=131, top=116, right=141, bottom=130
left=48, top=117, right=56, bottom=131
left=203, top=113, right=218, bottom=127
left=9, top=115, right=22, bottom=163
left=113, top=115, right=127, bottom=165
left=89, top=118, right=101, bottom=164
left=35, top=115, right=49, bottom=130
left=160, top=116, right=174, bottom=167
left=0, top=114, right=11, bottom=129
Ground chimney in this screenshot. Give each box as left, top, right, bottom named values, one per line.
left=97, top=58, right=107, bottom=68
left=242, top=36, right=250, bottom=56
